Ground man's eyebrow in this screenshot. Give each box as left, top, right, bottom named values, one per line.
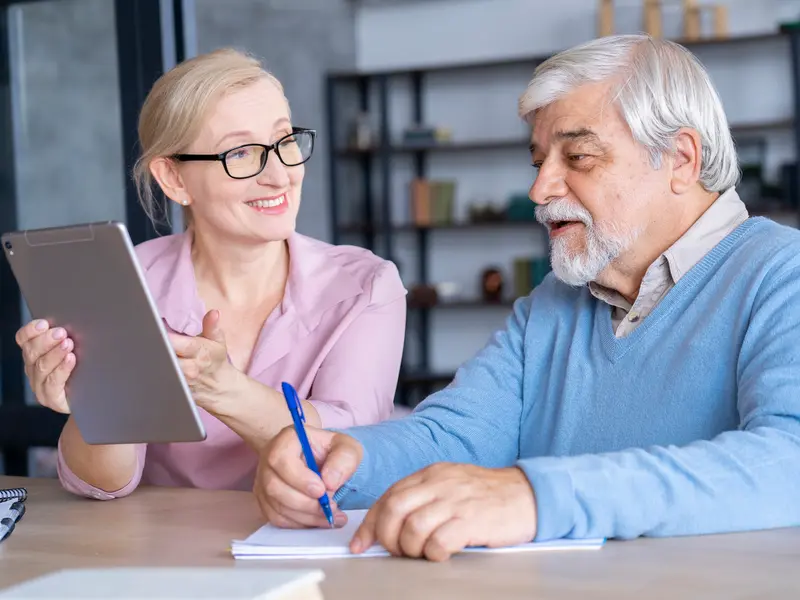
left=529, top=128, right=603, bottom=154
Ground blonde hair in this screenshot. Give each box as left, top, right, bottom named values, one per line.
left=133, top=47, right=285, bottom=225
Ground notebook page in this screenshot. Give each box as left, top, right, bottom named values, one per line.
left=231, top=509, right=604, bottom=559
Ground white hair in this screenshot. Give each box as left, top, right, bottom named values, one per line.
left=518, top=34, right=740, bottom=193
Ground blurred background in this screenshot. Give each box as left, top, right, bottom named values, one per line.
left=1, top=0, right=799, bottom=477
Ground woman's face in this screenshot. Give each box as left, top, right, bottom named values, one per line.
left=171, top=78, right=306, bottom=244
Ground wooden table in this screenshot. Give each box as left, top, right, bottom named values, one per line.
left=1, top=476, right=799, bottom=599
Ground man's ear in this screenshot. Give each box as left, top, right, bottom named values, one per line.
left=150, top=158, right=192, bottom=207
left=669, top=128, right=703, bottom=195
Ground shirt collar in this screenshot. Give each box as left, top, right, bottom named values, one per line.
left=662, top=187, right=749, bottom=282
left=587, top=187, right=749, bottom=307
left=149, top=230, right=364, bottom=336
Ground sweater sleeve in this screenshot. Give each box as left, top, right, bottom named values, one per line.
left=519, top=264, right=800, bottom=542
left=333, top=296, right=530, bottom=509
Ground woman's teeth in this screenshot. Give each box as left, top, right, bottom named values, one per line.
left=246, top=195, right=285, bottom=208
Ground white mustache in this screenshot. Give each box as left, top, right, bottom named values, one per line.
left=535, top=200, right=593, bottom=228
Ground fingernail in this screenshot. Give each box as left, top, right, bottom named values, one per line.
left=60, top=339, right=70, bottom=350
left=35, top=320, right=48, bottom=331
left=334, top=512, right=347, bottom=526
left=307, top=482, right=324, bottom=497
left=351, top=537, right=363, bottom=554
left=52, top=328, right=66, bottom=340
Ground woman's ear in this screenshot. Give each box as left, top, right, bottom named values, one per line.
left=669, top=128, right=703, bottom=195
left=150, top=158, right=192, bottom=207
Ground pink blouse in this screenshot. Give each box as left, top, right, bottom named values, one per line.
left=57, top=231, right=407, bottom=499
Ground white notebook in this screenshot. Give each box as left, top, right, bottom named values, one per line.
left=0, top=568, right=324, bottom=599
left=231, top=509, right=604, bottom=559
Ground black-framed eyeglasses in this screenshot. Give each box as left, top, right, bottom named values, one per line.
left=172, top=127, right=316, bottom=179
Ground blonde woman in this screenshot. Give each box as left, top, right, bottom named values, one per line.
left=14, top=48, right=407, bottom=500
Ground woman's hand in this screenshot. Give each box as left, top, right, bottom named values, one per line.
left=168, top=309, right=238, bottom=409
left=16, top=319, right=75, bottom=413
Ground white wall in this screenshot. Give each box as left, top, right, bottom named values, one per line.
left=353, top=0, right=800, bottom=373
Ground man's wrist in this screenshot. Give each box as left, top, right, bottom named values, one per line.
left=509, top=466, right=538, bottom=541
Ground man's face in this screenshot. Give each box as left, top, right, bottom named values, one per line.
left=528, top=81, right=670, bottom=286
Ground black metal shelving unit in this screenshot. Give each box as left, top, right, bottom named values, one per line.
left=325, top=29, right=800, bottom=405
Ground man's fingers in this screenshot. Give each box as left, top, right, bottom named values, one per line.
left=320, top=436, right=362, bottom=491
left=267, top=429, right=327, bottom=498
left=422, top=517, right=470, bottom=562
left=258, top=496, right=308, bottom=529
left=350, top=503, right=379, bottom=554
left=398, top=500, right=457, bottom=558
left=261, top=468, right=329, bottom=514
left=15, top=319, right=49, bottom=346
left=371, top=484, right=439, bottom=556
left=264, top=497, right=346, bottom=529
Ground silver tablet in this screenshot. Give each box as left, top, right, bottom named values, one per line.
left=1, top=221, right=206, bottom=445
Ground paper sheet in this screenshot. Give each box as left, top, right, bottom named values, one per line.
left=231, top=509, right=604, bottom=559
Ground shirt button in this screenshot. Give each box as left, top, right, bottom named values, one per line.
left=628, top=313, right=640, bottom=322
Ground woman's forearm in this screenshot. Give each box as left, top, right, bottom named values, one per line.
left=204, top=370, right=320, bottom=453
left=59, top=416, right=139, bottom=492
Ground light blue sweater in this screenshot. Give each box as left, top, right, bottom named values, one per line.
left=334, top=217, right=800, bottom=541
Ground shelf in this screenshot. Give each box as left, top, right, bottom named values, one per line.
left=335, top=118, right=792, bottom=157
left=339, top=219, right=539, bottom=234
left=399, top=371, right=456, bottom=387
left=336, top=137, right=528, bottom=157
left=330, top=32, right=787, bottom=80
left=731, top=118, right=794, bottom=138
left=408, top=298, right=518, bottom=310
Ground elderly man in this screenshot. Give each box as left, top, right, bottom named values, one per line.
left=254, top=34, right=800, bottom=561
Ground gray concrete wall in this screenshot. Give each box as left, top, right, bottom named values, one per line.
left=9, top=0, right=125, bottom=231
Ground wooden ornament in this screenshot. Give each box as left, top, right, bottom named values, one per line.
left=643, top=0, right=663, bottom=38
left=683, top=0, right=701, bottom=40
left=713, top=5, right=729, bottom=38
left=599, top=0, right=614, bottom=37
left=481, top=267, right=504, bottom=303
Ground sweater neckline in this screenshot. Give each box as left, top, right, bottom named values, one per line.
left=596, top=217, right=765, bottom=363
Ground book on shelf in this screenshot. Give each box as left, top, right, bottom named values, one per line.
left=410, top=178, right=456, bottom=226
left=514, top=256, right=552, bottom=297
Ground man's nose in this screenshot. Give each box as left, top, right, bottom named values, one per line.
left=529, top=159, right=568, bottom=206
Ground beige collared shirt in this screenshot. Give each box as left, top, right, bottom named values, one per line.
left=589, top=188, right=750, bottom=338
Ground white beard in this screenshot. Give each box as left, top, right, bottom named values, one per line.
left=535, top=200, right=640, bottom=286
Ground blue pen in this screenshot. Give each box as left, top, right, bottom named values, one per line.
left=281, top=382, right=335, bottom=528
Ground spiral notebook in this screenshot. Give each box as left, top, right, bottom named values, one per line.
left=231, top=509, right=604, bottom=559
left=0, top=496, right=26, bottom=544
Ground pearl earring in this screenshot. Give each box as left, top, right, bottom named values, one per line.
left=182, top=199, right=189, bottom=206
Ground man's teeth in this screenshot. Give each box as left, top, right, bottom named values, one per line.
left=246, top=195, right=285, bottom=208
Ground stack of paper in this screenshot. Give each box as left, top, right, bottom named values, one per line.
left=231, top=509, right=604, bottom=560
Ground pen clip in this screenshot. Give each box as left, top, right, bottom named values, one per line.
left=295, top=392, right=306, bottom=424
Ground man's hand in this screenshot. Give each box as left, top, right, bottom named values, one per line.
left=350, top=463, right=537, bottom=562
left=254, top=425, right=364, bottom=528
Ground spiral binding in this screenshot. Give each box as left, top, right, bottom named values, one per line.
left=0, top=488, right=27, bottom=502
